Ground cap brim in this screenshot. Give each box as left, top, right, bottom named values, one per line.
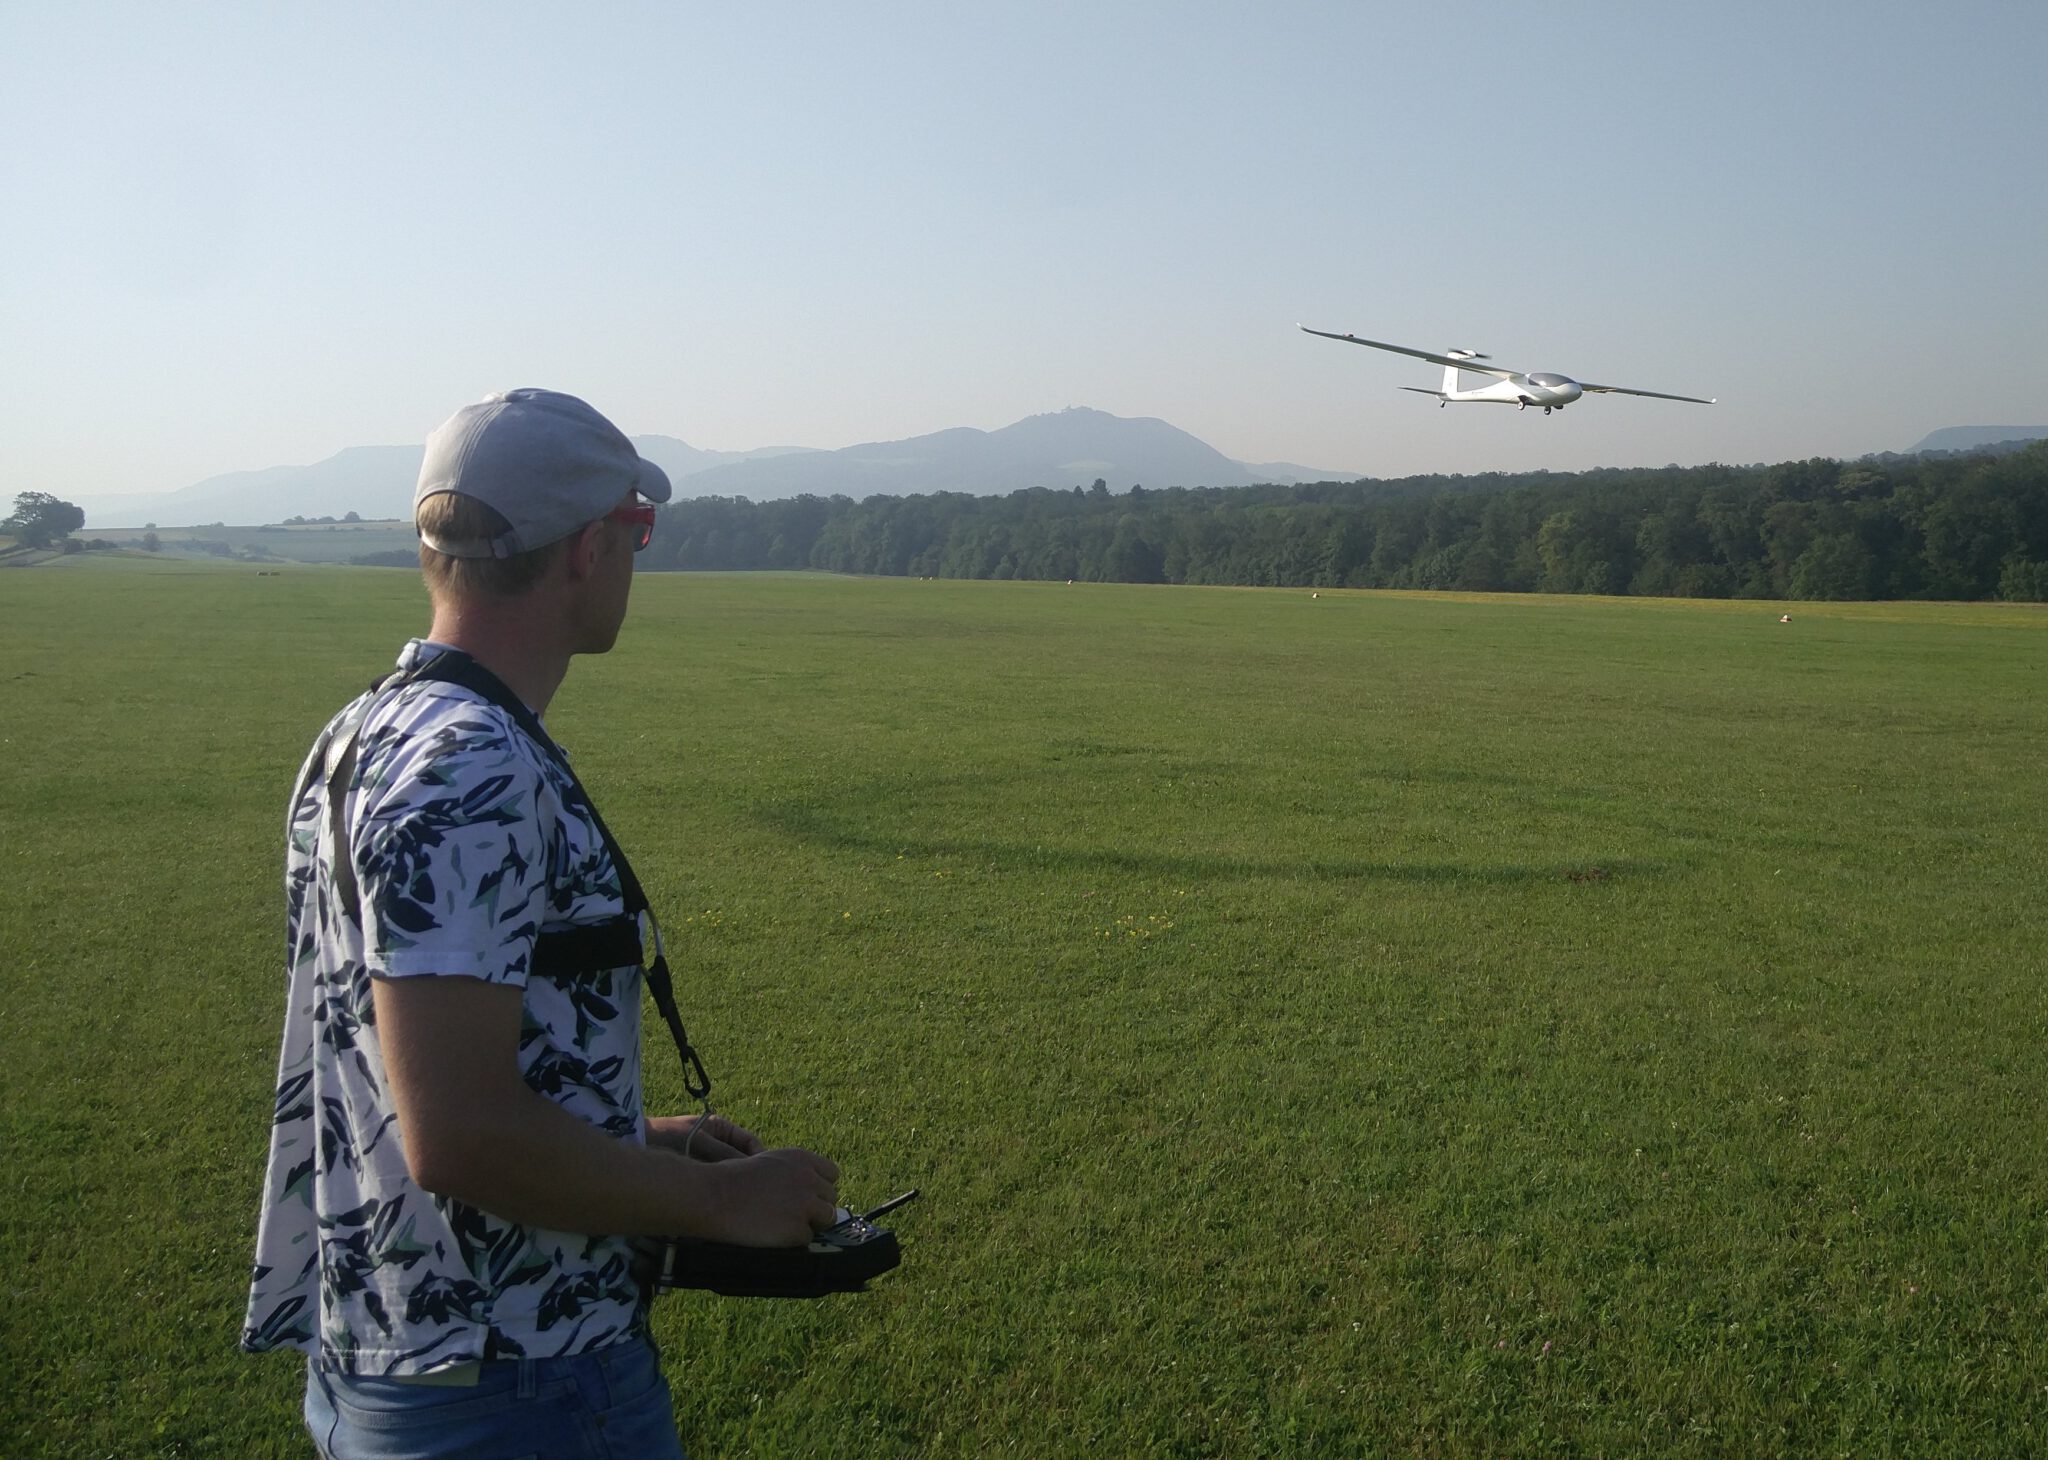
left=635, top=458, right=673, bottom=503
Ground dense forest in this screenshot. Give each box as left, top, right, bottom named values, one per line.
left=640, top=442, right=2048, bottom=601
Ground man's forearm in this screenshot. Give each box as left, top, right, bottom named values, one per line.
left=406, top=1083, right=720, bottom=1237
left=371, top=972, right=838, bottom=1245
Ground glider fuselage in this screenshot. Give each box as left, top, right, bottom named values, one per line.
left=1436, top=370, right=1586, bottom=409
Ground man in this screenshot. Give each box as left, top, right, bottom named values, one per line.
left=243, top=389, right=840, bottom=1457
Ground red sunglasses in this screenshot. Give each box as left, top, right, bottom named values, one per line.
left=606, top=503, right=657, bottom=551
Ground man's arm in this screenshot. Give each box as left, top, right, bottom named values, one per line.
left=646, top=1112, right=764, bottom=1162
left=372, top=972, right=838, bottom=1246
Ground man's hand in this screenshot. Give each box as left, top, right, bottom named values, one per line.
left=646, top=1112, right=763, bottom=1162
left=695, top=1147, right=843, bottom=1247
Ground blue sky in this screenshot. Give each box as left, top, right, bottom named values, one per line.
left=4, top=1, right=2044, bottom=501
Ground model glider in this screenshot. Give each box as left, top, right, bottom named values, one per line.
left=1300, top=326, right=1716, bottom=414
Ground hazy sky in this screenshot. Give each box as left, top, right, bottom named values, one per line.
left=5, top=1, right=2045, bottom=500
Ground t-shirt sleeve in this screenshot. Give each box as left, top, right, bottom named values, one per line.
left=350, top=706, right=552, bottom=985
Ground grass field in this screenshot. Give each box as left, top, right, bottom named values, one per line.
left=3, top=560, right=2045, bottom=1457
left=71, top=520, right=420, bottom=565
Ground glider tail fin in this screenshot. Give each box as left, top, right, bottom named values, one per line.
left=1439, top=349, right=1487, bottom=399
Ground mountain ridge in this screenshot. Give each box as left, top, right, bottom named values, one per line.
left=68, top=409, right=1357, bottom=527
left=1902, top=425, right=2048, bottom=455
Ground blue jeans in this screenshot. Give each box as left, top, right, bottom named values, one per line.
left=304, top=1333, right=687, bottom=1460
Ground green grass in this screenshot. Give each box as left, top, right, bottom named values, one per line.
left=3, top=563, right=2045, bottom=1456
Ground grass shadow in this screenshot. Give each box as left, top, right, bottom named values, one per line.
left=752, top=759, right=1669, bottom=887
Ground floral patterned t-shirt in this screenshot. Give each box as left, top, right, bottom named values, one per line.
left=242, top=641, right=650, bottom=1375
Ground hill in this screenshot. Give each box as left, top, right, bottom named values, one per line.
left=1905, top=425, right=2048, bottom=454
left=67, top=411, right=1354, bottom=528
left=70, top=445, right=425, bottom=531
left=673, top=408, right=1349, bottom=501
left=69, top=436, right=814, bottom=529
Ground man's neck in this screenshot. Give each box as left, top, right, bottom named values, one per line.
left=424, top=607, right=570, bottom=715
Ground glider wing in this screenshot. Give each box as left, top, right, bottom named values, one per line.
left=1577, top=383, right=1717, bottom=404
left=1298, top=326, right=1518, bottom=381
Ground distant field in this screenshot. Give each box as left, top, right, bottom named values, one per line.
left=82, top=518, right=419, bottom=564
left=2, top=563, right=2044, bottom=1457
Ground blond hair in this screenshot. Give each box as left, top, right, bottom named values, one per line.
left=416, top=493, right=565, bottom=599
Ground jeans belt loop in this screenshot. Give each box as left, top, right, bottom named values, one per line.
left=389, top=1361, right=484, bottom=1388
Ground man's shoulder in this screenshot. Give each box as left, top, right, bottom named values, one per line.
left=334, top=678, right=558, bottom=825
left=369, top=681, right=545, bottom=769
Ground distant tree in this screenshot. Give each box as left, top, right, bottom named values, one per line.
left=1104, top=514, right=1164, bottom=583
left=1921, top=487, right=2011, bottom=599
left=1535, top=510, right=1585, bottom=593
left=4, top=492, right=85, bottom=549
left=1789, top=531, right=1877, bottom=599
left=141, top=532, right=162, bottom=552
left=1998, top=556, right=2048, bottom=602
left=343, top=510, right=361, bottom=523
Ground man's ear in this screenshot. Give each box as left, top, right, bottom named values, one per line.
left=563, top=519, right=607, bottom=581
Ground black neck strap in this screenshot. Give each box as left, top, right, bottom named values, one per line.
left=327, top=648, right=712, bottom=1101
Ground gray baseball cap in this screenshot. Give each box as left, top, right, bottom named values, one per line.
left=414, top=388, right=672, bottom=558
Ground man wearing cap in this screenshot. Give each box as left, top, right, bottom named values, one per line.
left=243, top=390, right=840, bottom=1457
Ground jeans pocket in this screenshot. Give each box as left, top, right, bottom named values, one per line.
left=594, top=1335, right=668, bottom=1410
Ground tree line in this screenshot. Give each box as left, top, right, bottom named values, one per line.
left=637, top=441, right=2048, bottom=601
